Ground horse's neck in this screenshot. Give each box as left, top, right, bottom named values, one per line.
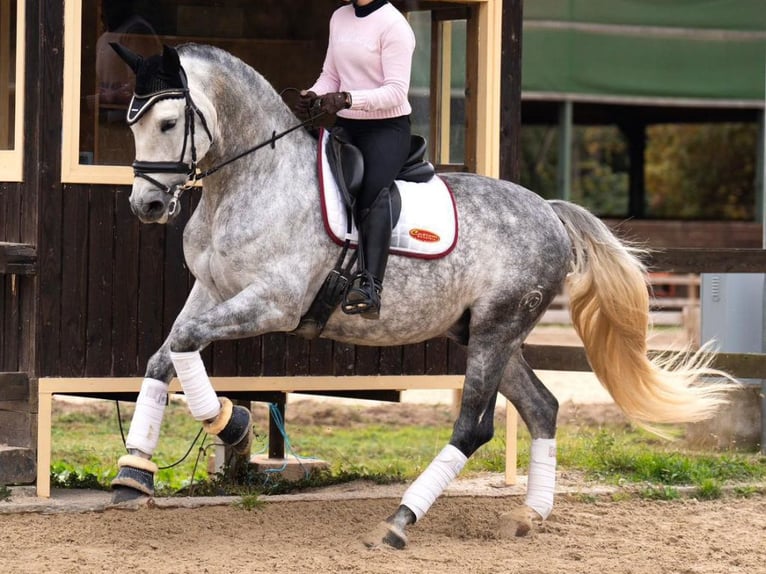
left=183, top=59, right=319, bottom=247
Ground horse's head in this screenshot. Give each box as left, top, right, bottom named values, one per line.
left=111, top=43, right=216, bottom=224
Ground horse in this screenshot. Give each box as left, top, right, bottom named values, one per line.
left=108, top=42, right=730, bottom=549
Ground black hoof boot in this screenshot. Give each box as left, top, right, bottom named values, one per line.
left=203, top=397, right=253, bottom=455
left=111, top=455, right=157, bottom=502
left=342, top=275, right=382, bottom=319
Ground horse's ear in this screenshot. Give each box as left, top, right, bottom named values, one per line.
left=161, top=45, right=181, bottom=74
left=109, top=42, right=143, bottom=74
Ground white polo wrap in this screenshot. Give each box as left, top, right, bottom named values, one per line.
left=125, top=377, right=168, bottom=455
left=170, top=350, right=221, bottom=421
left=525, top=438, right=557, bottom=519
left=400, top=444, right=467, bottom=522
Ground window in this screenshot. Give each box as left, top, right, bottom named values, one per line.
left=63, top=0, right=501, bottom=184
left=0, top=0, right=24, bottom=182
left=406, top=1, right=501, bottom=176
left=63, top=0, right=329, bottom=184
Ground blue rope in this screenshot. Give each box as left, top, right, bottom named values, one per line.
left=263, top=402, right=313, bottom=478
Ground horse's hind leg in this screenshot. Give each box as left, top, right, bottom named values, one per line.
left=364, top=331, right=513, bottom=549
left=497, top=352, right=559, bottom=537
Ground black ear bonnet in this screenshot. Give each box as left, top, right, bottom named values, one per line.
left=109, top=43, right=188, bottom=124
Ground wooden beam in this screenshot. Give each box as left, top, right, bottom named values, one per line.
left=523, top=344, right=766, bottom=380
left=645, top=248, right=766, bottom=273
left=0, top=242, right=37, bottom=275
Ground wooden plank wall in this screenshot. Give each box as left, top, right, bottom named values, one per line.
left=3, top=0, right=764, bottom=381
left=0, top=0, right=468, bottom=381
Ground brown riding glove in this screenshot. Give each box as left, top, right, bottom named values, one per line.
left=319, top=92, right=352, bottom=115
left=294, top=90, right=318, bottom=121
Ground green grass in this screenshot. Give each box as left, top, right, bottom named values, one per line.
left=50, top=399, right=766, bottom=498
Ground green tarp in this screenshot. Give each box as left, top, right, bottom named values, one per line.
left=522, top=0, right=766, bottom=103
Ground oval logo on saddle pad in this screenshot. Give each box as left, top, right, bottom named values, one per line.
left=409, top=228, right=440, bottom=243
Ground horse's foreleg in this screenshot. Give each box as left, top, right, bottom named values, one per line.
left=497, top=354, right=559, bottom=536
left=112, top=283, right=227, bottom=502
left=365, top=348, right=503, bottom=549
left=153, top=286, right=300, bottom=463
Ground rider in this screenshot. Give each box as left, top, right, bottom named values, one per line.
left=296, top=0, right=416, bottom=319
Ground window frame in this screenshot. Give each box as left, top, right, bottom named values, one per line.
left=62, top=0, right=133, bottom=184
left=0, top=0, right=25, bottom=182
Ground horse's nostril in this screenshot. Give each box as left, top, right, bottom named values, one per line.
left=146, top=200, right=166, bottom=216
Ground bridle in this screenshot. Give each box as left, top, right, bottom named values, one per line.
left=128, top=70, right=323, bottom=218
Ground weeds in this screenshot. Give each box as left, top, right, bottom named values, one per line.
left=49, top=399, right=766, bottom=498
left=234, top=494, right=265, bottom=511
left=638, top=485, right=680, bottom=501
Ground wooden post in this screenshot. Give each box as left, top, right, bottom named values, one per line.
left=268, top=395, right=286, bottom=460
left=499, top=0, right=523, bottom=183
left=504, top=399, right=518, bottom=485
left=499, top=0, right=523, bottom=482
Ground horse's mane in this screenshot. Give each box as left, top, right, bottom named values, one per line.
left=173, top=43, right=302, bottom=162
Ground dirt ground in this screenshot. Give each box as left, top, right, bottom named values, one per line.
left=2, top=494, right=765, bottom=573
left=4, top=325, right=764, bottom=573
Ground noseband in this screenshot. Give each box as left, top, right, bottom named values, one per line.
left=128, top=69, right=213, bottom=217
left=128, top=70, right=323, bottom=218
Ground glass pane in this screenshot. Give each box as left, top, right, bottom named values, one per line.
left=408, top=12, right=467, bottom=168
left=409, top=10, right=431, bottom=162
left=0, top=0, right=17, bottom=151
left=447, top=20, right=466, bottom=165
left=79, top=0, right=331, bottom=166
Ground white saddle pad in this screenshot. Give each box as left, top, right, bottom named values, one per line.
left=318, top=130, right=458, bottom=259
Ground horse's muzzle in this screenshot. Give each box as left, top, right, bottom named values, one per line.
left=131, top=197, right=172, bottom=224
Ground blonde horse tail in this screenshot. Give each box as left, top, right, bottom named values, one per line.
left=549, top=200, right=732, bottom=432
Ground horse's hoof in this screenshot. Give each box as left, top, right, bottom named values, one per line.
left=111, top=454, right=157, bottom=500
left=497, top=505, right=537, bottom=538
left=111, top=486, right=149, bottom=504
left=362, top=521, right=408, bottom=550
left=204, top=398, right=253, bottom=455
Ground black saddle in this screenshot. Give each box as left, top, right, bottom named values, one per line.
left=325, top=128, right=436, bottom=211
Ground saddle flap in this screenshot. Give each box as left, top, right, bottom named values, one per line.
left=325, top=128, right=364, bottom=206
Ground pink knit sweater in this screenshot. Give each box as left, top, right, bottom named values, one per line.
left=308, top=3, right=416, bottom=120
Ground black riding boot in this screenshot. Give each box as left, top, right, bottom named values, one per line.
left=342, top=187, right=393, bottom=319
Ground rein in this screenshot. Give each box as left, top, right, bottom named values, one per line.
left=130, top=79, right=324, bottom=216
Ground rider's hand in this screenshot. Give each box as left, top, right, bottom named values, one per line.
left=294, top=90, right=318, bottom=120
left=318, top=92, right=352, bottom=116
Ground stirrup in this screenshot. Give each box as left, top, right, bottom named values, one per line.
left=342, top=274, right=381, bottom=317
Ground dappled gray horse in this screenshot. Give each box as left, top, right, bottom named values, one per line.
left=109, top=43, right=729, bottom=548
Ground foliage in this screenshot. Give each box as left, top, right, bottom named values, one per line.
left=645, top=123, right=758, bottom=220
left=0, top=484, right=10, bottom=502
left=519, top=121, right=758, bottom=220
left=696, top=478, right=722, bottom=500
left=50, top=462, right=109, bottom=491
left=519, top=125, right=629, bottom=216
left=49, top=400, right=766, bottom=498
left=234, top=494, right=265, bottom=511
left=638, top=484, right=680, bottom=501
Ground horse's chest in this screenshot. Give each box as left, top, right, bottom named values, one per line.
left=188, top=250, right=244, bottom=299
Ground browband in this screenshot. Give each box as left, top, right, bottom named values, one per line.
left=127, top=88, right=188, bottom=125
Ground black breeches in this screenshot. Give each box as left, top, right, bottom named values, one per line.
left=335, top=115, right=411, bottom=211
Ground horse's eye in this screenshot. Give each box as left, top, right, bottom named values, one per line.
left=160, top=120, right=177, bottom=133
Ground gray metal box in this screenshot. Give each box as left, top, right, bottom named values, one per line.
left=701, top=273, right=764, bottom=385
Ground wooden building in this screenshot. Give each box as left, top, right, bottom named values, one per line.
left=0, top=0, right=515, bottom=486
